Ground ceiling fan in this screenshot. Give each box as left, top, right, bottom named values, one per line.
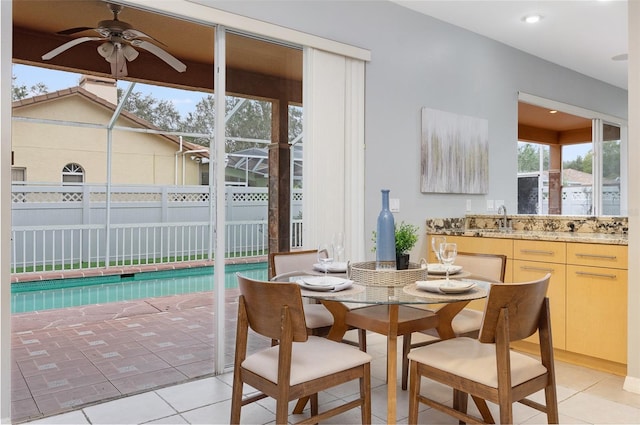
left=41, top=2, right=187, bottom=78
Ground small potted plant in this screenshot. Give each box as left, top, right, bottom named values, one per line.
left=395, top=221, right=419, bottom=270
left=371, top=221, right=420, bottom=270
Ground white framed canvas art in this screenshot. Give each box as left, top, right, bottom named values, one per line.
left=420, top=107, right=489, bottom=194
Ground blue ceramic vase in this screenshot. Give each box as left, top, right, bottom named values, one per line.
left=376, top=189, right=396, bottom=270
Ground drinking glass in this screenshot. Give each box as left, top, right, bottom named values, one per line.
left=431, top=236, right=446, bottom=263
left=332, top=232, right=345, bottom=263
left=439, top=242, right=457, bottom=282
left=317, top=243, right=334, bottom=275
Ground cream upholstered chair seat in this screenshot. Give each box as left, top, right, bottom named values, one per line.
left=300, top=303, right=334, bottom=328
left=450, top=309, right=483, bottom=334
left=242, top=335, right=371, bottom=385
left=408, top=337, right=548, bottom=388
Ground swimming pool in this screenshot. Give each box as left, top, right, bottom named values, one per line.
left=11, top=263, right=267, bottom=314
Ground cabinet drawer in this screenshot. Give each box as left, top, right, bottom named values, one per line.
left=566, top=242, right=627, bottom=269
left=514, top=240, right=565, bottom=263
left=442, top=235, right=512, bottom=258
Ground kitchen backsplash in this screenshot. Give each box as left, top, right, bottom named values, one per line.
left=426, top=215, right=628, bottom=235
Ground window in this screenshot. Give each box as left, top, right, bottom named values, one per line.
left=62, top=163, right=84, bottom=184
left=517, top=94, right=627, bottom=216
left=12, top=167, right=26, bottom=182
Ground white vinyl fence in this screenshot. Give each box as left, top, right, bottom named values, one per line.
left=11, top=184, right=303, bottom=274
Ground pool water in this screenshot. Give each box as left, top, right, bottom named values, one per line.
left=11, top=263, right=267, bottom=314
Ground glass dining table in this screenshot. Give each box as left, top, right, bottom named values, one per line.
left=275, top=272, right=490, bottom=424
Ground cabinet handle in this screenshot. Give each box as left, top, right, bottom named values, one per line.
left=520, top=249, right=555, bottom=256
left=575, top=271, right=617, bottom=279
left=520, top=266, right=555, bottom=273
left=574, top=253, right=617, bottom=260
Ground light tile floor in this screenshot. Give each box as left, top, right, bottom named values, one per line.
left=21, top=331, right=640, bottom=425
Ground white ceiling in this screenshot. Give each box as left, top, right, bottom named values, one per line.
left=392, top=0, right=628, bottom=90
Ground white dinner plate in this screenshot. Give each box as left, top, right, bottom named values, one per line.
left=427, top=263, right=463, bottom=275
left=313, top=262, right=348, bottom=273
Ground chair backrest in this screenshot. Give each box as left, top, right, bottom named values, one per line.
left=478, top=273, right=551, bottom=344
left=455, top=251, right=507, bottom=282
left=237, top=274, right=309, bottom=342
left=269, top=249, right=320, bottom=277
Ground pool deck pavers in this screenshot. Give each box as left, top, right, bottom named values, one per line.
left=10, top=259, right=270, bottom=423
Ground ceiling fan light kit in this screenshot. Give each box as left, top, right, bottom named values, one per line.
left=41, top=2, right=186, bottom=78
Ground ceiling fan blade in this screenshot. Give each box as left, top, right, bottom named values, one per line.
left=42, top=36, right=103, bottom=60
left=57, top=26, right=97, bottom=36
left=131, top=40, right=186, bottom=73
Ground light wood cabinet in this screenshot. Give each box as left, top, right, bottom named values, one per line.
left=429, top=233, right=628, bottom=369
left=438, top=235, right=513, bottom=281
left=566, top=242, right=628, bottom=363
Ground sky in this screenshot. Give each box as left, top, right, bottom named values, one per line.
left=12, top=63, right=206, bottom=117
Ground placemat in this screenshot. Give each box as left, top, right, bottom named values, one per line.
left=403, top=282, right=487, bottom=301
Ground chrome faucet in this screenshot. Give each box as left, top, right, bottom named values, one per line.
left=497, top=205, right=509, bottom=230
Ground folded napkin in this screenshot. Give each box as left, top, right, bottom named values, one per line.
left=416, top=280, right=442, bottom=293
left=298, top=276, right=353, bottom=292
left=313, top=262, right=348, bottom=273
left=416, top=280, right=475, bottom=294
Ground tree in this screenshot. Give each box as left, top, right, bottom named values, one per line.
left=602, top=140, right=620, bottom=179
left=117, top=89, right=182, bottom=132
left=12, top=75, right=48, bottom=101
left=518, top=142, right=548, bottom=173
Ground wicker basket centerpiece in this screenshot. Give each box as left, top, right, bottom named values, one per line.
left=348, top=261, right=428, bottom=287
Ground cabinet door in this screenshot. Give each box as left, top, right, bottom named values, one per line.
left=513, top=259, right=566, bottom=349
left=566, top=265, right=627, bottom=364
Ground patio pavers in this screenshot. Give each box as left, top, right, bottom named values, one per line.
left=10, top=290, right=251, bottom=424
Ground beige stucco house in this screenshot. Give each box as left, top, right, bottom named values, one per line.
left=11, top=75, right=206, bottom=186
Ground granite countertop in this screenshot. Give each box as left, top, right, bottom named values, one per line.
left=440, top=229, right=628, bottom=245
left=427, top=215, right=628, bottom=245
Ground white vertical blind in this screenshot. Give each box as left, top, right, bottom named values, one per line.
left=303, top=48, right=366, bottom=260
left=0, top=0, right=11, bottom=421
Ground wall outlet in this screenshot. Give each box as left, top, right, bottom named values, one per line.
left=466, top=199, right=472, bottom=212
left=390, top=198, right=400, bottom=212
left=486, top=200, right=494, bottom=211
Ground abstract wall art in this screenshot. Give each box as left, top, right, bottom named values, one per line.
left=420, top=107, right=489, bottom=194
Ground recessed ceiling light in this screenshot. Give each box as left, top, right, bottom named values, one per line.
left=549, top=110, right=558, bottom=114
left=522, top=14, right=543, bottom=24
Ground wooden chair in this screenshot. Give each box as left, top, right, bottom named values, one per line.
left=230, top=275, right=372, bottom=424
left=407, top=273, right=558, bottom=425
left=269, top=249, right=335, bottom=336
left=401, top=251, right=507, bottom=389
left=437, top=251, right=507, bottom=337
